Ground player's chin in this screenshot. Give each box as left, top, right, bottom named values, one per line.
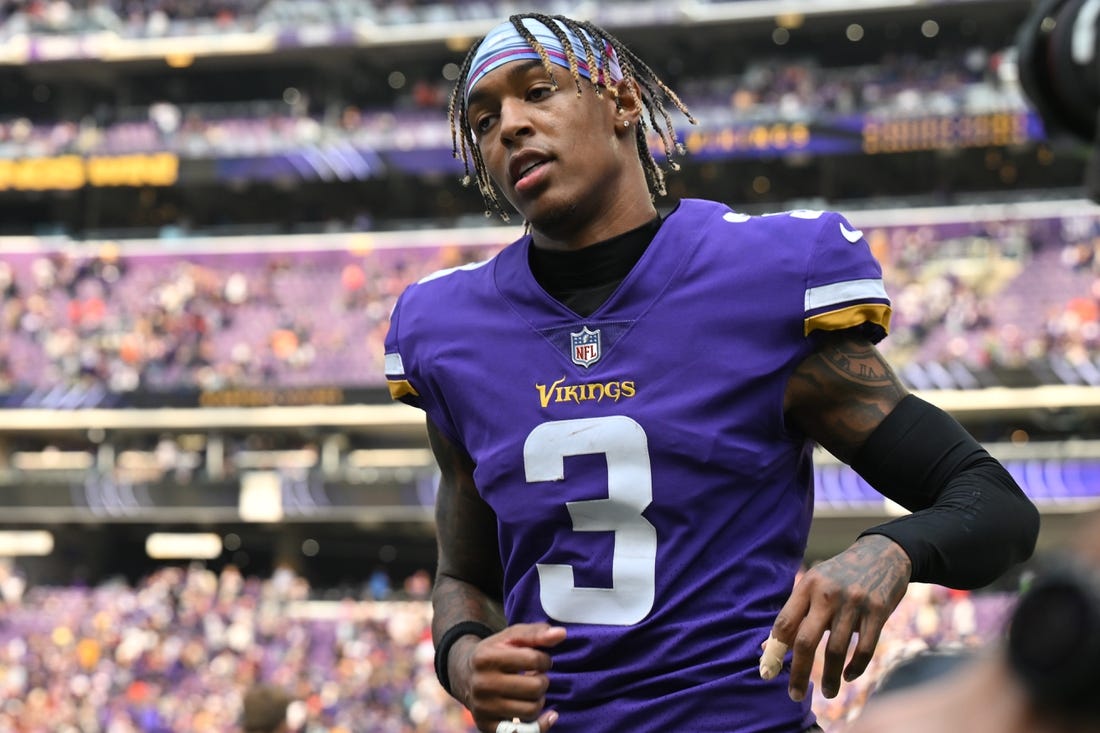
left=523, top=198, right=579, bottom=234
left=508, top=182, right=567, bottom=217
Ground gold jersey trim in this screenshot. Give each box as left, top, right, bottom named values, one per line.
left=804, top=303, right=892, bottom=336
left=387, top=379, right=419, bottom=400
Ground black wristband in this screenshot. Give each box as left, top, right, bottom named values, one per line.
left=434, top=621, right=495, bottom=697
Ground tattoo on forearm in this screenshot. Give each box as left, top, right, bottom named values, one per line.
left=426, top=418, right=506, bottom=642
left=432, top=577, right=506, bottom=642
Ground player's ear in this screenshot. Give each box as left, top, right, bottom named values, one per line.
left=611, top=77, right=644, bottom=132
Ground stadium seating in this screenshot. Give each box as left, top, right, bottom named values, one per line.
left=2, top=207, right=1096, bottom=398
left=0, top=561, right=1016, bottom=732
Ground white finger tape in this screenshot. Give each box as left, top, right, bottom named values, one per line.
left=759, top=636, right=789, bottom=680
left=495, top=719, right=541, bottom=733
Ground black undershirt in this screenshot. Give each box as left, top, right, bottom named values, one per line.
left=528, top=214, right=662, bottom=317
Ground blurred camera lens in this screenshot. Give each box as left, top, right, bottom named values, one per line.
left=1008, top=560, right=1100, bottom=720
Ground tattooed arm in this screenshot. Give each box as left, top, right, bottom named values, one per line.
left=427, top=417, right=566, bottom=733
left=427, top=416, right=505, bottom=643
left=783, top=330, right=908, bottom=464
left=775, top=332, right=912, bottom=702
left=773, top=331, right=1037, bottom=703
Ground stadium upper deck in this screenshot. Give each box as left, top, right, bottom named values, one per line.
left=0, top=0, right=1034, bottom=49
left=0, top=0, right=1082, bottom=239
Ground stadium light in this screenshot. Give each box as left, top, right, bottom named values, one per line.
left=346, top=448, right=433, bottom=468
left=164, top=53, right=194, bottom=68
left=239, top=471, right=285, bottom=522
left=0, top=531, right=54, bottom=557
left=12, top=450, right=93, bottom=471
left=145, top=532, right=223, bottom=560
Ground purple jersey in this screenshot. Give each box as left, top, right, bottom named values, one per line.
left=384, top=199, right=891, bottom=733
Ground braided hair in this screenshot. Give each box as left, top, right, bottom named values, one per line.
left=447, top=13, right=696, bottom=221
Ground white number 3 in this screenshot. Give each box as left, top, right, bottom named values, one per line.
left=523, top=416, right=657, bottom=625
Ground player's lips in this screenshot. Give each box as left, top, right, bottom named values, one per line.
left=509, top=150, right=553, bottom=191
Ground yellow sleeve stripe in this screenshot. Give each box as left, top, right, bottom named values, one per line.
left=387, top=380, right=420, bottom=400
left=804, top=303, right=892, bottom=336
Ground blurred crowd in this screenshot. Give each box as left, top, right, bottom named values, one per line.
left=684, top=44, right=1021, bottom=123
left=874, top=214, right=1100, bottom=389
left=2, top=210, right=1098, bottom=399
left=0, top=47, right=1025, bottom=164
left=0, top=239, right=497, bottom=397
left=0, top=560, right=1016, bottom=733
left=0, top=561, right=470, bottom=732
left=2, top=0, right=671, bottom=37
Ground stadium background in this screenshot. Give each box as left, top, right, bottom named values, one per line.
left=0, top=0, right=1098, bottom=730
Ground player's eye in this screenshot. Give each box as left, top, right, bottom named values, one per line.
left=475, top=114, right=497, bottom=134
left=527, top=86, right=553, bottom=101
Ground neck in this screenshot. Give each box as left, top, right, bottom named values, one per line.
left=529, top=172, right=657, bottom=252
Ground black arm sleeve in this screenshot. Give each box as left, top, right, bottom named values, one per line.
left=850, top=394, right=1040, bottom=589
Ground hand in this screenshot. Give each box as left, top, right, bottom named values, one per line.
left=768, top=534, right=911, bottom=702
left=450, top=622, right=568, bottom=733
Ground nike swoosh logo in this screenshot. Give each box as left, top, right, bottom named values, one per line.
left=839, top=223, right=864, bottom=243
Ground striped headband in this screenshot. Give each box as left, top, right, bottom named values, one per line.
left=464, top=17, right=624, bottom=103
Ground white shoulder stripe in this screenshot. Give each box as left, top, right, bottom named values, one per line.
left=417, top=258, right=492, bottom=284
left=805, top=279, right=888, bottom=310
left=384, top=352, right=405, bottom=376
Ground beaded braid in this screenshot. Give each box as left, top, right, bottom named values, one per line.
left=446, top=35, right=507, bottom=219
left=447, top=13, right=696, bottom=221
left=573, top=18, right=696, bottom=196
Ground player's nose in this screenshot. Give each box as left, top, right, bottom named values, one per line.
left=499, top=98, right=534, bottom=145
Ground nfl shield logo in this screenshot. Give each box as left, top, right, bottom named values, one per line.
left=570, top=326, right=601, bottom=368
